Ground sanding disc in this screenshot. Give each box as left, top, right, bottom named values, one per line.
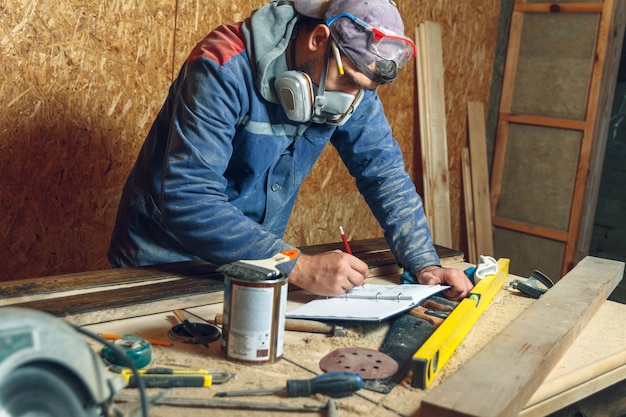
left=319, top=347, right=399, bottom=380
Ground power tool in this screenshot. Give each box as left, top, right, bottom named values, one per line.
left=0, top=307, right=123, bottom=417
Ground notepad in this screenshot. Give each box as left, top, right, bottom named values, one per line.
left=286, top=284, right=450, bottom=322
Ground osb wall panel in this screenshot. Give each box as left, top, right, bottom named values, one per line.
left=287, top=1, right=502, bottom=250
left=1, top=0, right=176, bottom=281
left=1, top=0, right=500, bottom=281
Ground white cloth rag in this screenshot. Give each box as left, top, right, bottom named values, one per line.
left=474, top=255, right=498, bottom=282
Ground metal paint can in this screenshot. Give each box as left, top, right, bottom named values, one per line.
left=221, top=273, right=288, bottom=365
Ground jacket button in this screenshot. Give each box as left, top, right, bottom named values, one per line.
left=271, top=183, right=280, bottom=191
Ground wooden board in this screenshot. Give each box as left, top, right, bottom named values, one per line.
left=0, top=261, right=220, bottom=299
left=467, top=101, right=494, bottom=258
left=521, top=300, right=626, bottom=416
left=0, top=238, right=463, bottom=326
left=420, top=256, right=624, bottom=417
left=415, top=21, right=452, bottom=247
left=461, top=147, right=477, bottom=264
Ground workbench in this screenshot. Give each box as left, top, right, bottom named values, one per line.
left=1, top=238, right=625, bottom=417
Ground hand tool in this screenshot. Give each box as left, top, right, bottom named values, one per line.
left=110, top=366, right=235, bottom=388
left=361, top=313, right=436, bottom=393
left=217, top=249, right=299, bottom=281
left=408, top=306, right=444, bottom=327
left=172, top=310, right=217, bottom=347
left=115, top=392, right=328, bottom=412
left=101, top=334, right=152, bottom=368
left=419, top=298, right=455, bottom=313
left=428, top=295, right=459, bottom=309
left=214, top=313, right=346, bottom=337
left=510, top=269, right=554, bottom=298
left=99, top=333, right=173, bottom=347
left=214, top=372, right=362, bottom=398
left=411, top=258, right=510, bottom=389
left=327, top=398, right=339, bottom=417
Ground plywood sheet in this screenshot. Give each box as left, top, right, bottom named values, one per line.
left=1, top=0, right=501, bottom=282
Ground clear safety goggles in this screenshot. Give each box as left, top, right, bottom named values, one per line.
left=325, top=12, right=417, bottom=68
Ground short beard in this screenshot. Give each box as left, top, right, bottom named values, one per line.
left=296, top=58, right=321, bottom=82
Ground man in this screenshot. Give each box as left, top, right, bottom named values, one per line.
left=108, top=0, right=473, bottom=300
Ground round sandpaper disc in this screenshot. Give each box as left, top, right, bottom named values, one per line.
left=319, top=347, right=398, bottom=379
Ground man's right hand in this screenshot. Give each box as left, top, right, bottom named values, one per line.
left=288, top=251, right=369, bottom=296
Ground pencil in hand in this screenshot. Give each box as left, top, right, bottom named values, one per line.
left=339, top=226, right=352, bottom=255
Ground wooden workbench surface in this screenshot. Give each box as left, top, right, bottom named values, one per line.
left=1, top=239, right=625, bottom=416
left=79, top=262, right=625, bottom=417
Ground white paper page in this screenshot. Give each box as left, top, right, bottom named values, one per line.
left=286, top=284, right=449, bottom=321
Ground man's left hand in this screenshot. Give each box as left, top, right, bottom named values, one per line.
left=416, top=266, right=473, bottom=301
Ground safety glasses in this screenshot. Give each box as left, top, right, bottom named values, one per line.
left=326, top=12, right=417, bottom=68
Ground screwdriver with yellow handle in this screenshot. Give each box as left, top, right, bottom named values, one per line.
left=110, top=366, right=235, bottom=388
left=214, top=372, right=362, bottom=398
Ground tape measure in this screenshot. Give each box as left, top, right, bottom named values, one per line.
left=101, top=334, right=152, bottom=369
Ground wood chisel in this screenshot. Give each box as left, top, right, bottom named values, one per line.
left=411, top=258, right=510, bottom=389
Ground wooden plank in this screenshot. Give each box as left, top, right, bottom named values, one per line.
left=492, top=217, right=569, bottom=242
left=461, top=147, right=477, bottom=264
left=420, top=256, right=624, bottom=417
left=301, top=238, right=464, bottom=267
left=0, top=260, right=220, bottom=298
left=415, top=21, right=452, bottom=247
left=11, top=278, right=223, bottom=316
left=1, top=239, right=464, bottom=325
left=467, top=101, right=494, bottom=257
left=63, top=292, right=225, bottom=327
left=416, top=25, right=434, bottom=233
left=518, top=299, right=626, bottom=416
left=499, top=113, right=587, bottom=130
left=515, top=2, right=604, bottom=13
left=536, top=376, right=626, bottom=417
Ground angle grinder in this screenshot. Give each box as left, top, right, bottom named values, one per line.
left=0, top=307, right=124, bottom=417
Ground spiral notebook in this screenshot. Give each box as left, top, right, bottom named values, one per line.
left=286, top=284, right=449, bottom=322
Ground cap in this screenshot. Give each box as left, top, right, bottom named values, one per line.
left=294, top=0, right=416, bottom=83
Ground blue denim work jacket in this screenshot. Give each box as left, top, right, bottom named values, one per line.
left=108, top=20, right=440, bottom=278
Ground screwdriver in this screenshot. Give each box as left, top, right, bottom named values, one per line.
left=214, top=372, right=363, bottom=398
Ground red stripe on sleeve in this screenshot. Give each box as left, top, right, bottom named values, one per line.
left=187, top=22, right=245, bottom=65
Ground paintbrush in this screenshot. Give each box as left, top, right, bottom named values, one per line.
left=217, top=250, right=299, bottom=282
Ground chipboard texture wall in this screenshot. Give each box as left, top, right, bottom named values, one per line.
left=1, top=0, right=500, bottom=281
